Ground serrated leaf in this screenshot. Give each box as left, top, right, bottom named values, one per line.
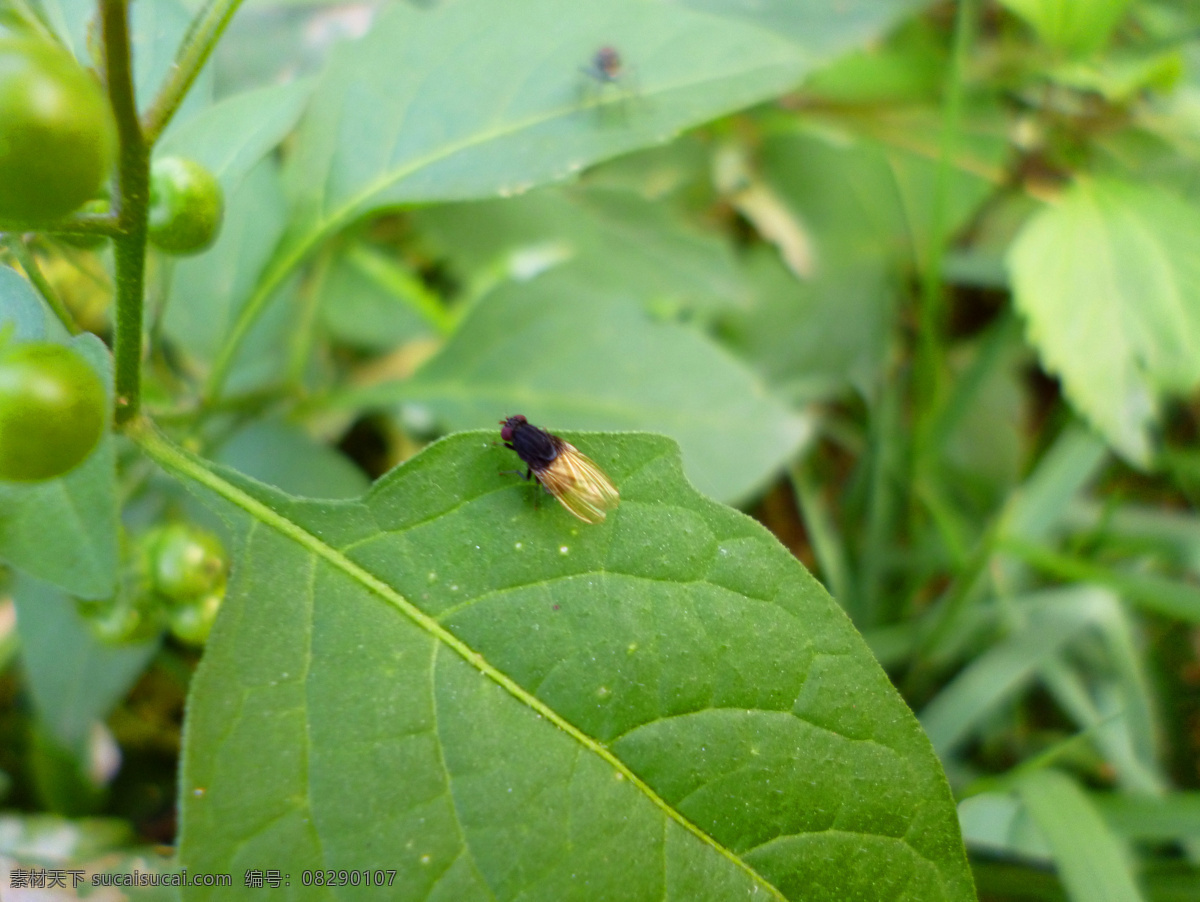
left=0, top=277, right=118, bottom=598
left=133, top=427, right=975, bottom=901
left=344, top=268, right=809, bottom=503
left=1007, top=178, right=1200, bottom=465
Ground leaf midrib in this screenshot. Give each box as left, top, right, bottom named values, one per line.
left=133, top=420, right=786, bottom=900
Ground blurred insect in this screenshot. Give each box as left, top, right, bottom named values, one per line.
left=500, top=415, right=619, bottom=524
left=581, top=46, right=624, bottom=84
left=579, top=45, right=638, bottom=121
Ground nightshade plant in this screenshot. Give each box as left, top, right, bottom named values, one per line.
left=2, top=1, right=1200, bottom=901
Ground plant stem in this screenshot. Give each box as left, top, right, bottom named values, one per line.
left=142, top=0, right=246, bottom=145
left=912, top=0, right=977, bottom=463
left=0, top=213, right=122, bottom=238
left=5, top=236, right=80, bottom=334
left=103, top=0, right=150, bottom=425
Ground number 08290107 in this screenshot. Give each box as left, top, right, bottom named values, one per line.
left=300, top=869, right=396, bottom=887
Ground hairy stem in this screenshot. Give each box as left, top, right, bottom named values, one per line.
left=103, top=0, right=150, bottom=424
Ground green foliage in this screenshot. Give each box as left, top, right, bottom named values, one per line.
left=3, top=0, right=1200, bottom=900
left=155, top=428, right=971, bottom=900
left=999, top=0, right=1134, bottom=56
left=1008, top=177, right=1200, bottom=465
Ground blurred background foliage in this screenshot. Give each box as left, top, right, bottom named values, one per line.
left=2, top=0, right=1200, bottom=899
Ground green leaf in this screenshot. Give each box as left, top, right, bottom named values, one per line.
left=318, top=245, right=445, bottom=350
left=0, top=264, right=66, bottom=341
left=132, top=427, right=975, bottom=901
left=1093, top=792, right=1200, bottom=842
left=1017, top=769, right=1146, bottom=902
left=213, top=419, right=369, bottom=500
left=157, top=78, right=314, bottom=194
left=722, top=245, right=894, bottom=403
left=1000, top=536, right=1200, bottom=622
left=998, top=0, right=1134, bottom=57
left=998, top=424, right=1107, bottom=547
left=42, top=0, right=212, bottom=118
left=0, top=278, right=118, bottom=598
left=14, top=575, right=156, bottom=753
left=1008, top=178, right=1200, bottom=466
left=344, top=268, right=810, bottom=503
left=919, top=586, right=1103, bottom=757
left=414, top=185, right=750, bottom=317
left=958, top=792, right=1052, bottom=862
left=761, top=121, right=1005, bottom=271
left=267, top=0, right=809, bottom=297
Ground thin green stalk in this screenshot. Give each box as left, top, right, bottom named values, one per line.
left=142, top=0, right=246, bottom=144
left=204, top=232, right=316, bottom=404
left=286, top=245, right=332, bottom=388
left=5, top=236, right=80, bottom=334
left=0, top=213, right=121, bottom=238
left=913, top=0, right=978, bottom=464
left=861, top=369, right=905, bottom=627
left=103, top=0, right=150, bottom=425
left=790, top=459, right=854, bottom=615
left=910, top=523, right=997, bottom=665
left=347, top=243, right=456, bottom=335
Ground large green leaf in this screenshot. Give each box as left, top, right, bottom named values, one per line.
left=284, top=0, right=808, bottom=233
left=0, top=270, right=118, bottom=599
left=134, top=426, right=975, bottom=901
left=343, top=268, right=809, bottom=503
left=1007, top=178, right=1200, bottom=465
left=212, top=0, right=812, bottom=375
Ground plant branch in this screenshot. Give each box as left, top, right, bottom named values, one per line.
left=103, top=0, right=150, bottom=425
left=142, top=0, right=246, bottom=145
left=0, top=213, right=122, bottom=238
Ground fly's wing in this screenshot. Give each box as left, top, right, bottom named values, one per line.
left=538, top=441, right=620, bottom=524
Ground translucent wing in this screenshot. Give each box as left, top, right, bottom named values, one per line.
left=538, top=441, right=620, bottom=524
